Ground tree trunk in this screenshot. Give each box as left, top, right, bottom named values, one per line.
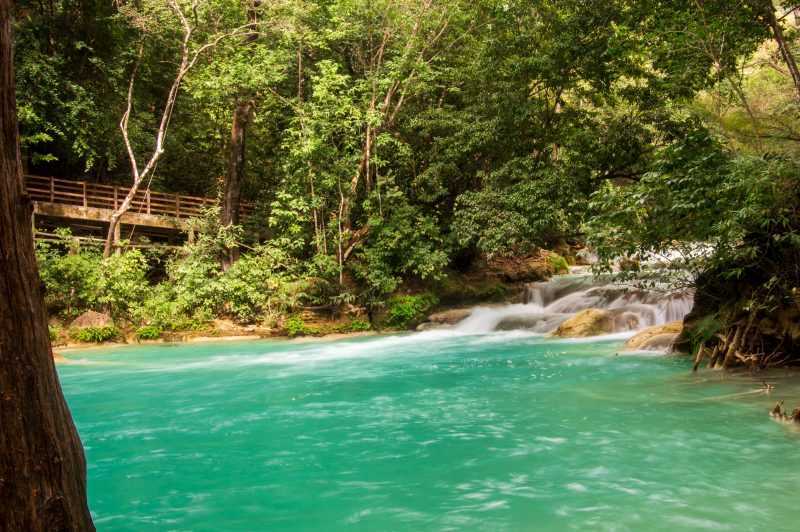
left=0, top=2, right=95, bottom=530
left=221, top=99, right=253, bottom=270
left=765, top=1, right=800, bottom=101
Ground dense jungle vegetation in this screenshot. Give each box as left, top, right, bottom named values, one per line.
left=17, top=0, right=800, bottom=362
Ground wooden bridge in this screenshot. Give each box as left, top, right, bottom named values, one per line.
left=25, top=175, right=252, bottom=243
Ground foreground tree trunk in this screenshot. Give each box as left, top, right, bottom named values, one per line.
left=0, top=2, right=95, bottom=530
left=221, top=99, right=253, bottom=270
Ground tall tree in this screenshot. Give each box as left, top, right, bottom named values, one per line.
left=0, top=0, right=95, bottom=529
left=221, top=0, right=260, bottom=270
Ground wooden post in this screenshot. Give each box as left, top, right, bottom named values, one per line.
left=113, top=186, right=118, bottom=210
left=49, top=176, right=54, bottom=202
left=175, top=194, right=180, bottom=217
left=146, top=189, right=151, bottom=214
left=82, top=181, right=87, bottom=207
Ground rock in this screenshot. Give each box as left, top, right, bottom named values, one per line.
left=70, top=310, right=113, bottom=329
left=485, top=254, right=553, bottom=283
left=416, top=308, right=473, bottom=331
left=575, top=247, right=598, bottom=265
left=552, top=309, right=615, bottom=338
left=624, top=321, right=683, bottom=351
left=427, top=308, right=473, bottom=325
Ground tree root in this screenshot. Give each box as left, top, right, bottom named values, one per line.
left=769, top=401, right=800, bottom=423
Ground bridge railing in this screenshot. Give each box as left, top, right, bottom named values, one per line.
left=24, top=175, right=253, bottom=220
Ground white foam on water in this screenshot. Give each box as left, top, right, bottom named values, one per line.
left=449, top=274, right=693, bottom=338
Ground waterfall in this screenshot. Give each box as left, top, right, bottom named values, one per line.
left=451, top=274, right=693, bottom=335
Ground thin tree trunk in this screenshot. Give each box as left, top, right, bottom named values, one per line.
left=765, top=1, right=800, bottom=101
left=221, top=99, right=252, bottom=270
left=0, top=2, right=94, bottom=529
left=104, top=2, right=258, bottom=258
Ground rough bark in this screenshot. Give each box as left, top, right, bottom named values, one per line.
left=0, top=1, right=95, bottom=529
left=219, top=1, right=261, bottom=270
left=221, top=99, right=253, bottom=270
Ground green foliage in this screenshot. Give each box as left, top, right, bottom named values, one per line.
left=385, top=293, right=439, bottom=329
left=548, top=253, right=570, bottom=275
left=135, top=325, right=162, bottom=341
left=339, top=319, right=371, bottom=333
left=48, top=325, right=61, bottom=343
left=70, top=326, right=119, bottom=343
left=218, top=241, right=305, bottom=322
left=96, top=250, right=149, bottom=321
left=284, top=316, right=310, bottom=337
left=36, top=231, right=101, bottom=318
left=686, top=315, right=722, bottom=354
left=353, top=189, right=449, bottom=301
left=453, top=165, right=577, bottom=257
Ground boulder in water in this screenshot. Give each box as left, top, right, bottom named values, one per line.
left=416, top=307, right=474, bottom=330
left=624, top=321, right=683, bottom=351
left=426, top=308, right=473, bottom=325
left=70, top=310, right=113, bottom=329
left=552, top=309, right=615, bottom=338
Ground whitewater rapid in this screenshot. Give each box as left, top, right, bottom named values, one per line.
left=451, top=274, right=693, bottom=336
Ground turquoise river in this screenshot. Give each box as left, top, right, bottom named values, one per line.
left=58, top=331, right=800, bottom=531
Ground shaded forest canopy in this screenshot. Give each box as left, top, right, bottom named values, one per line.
left=15, top=0, right=800, bottom=362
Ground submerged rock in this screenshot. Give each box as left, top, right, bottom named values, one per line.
left=552, top=309, right=615, bottom=338
left=70, top=310, right=113, bottom=329
left=624, top=321, right=683, bottom=351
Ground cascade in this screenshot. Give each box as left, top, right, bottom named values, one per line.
left=452, top=273, right=693, bottom=335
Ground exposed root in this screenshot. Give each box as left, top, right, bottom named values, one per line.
left=769, top=401, right=800, bottom=424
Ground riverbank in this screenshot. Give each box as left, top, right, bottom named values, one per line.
left=51, top=251, right=574, bottom=358
left=54, top=329, right=381, bottom=358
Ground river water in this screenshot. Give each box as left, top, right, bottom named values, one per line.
left=59, top=329, right=800, bottom=531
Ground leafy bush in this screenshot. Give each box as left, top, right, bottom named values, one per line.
left=135, top=325, right=162, bottom=340
left=36, top=234, right=100, bottom=318
left=548, top=253, right=570, bottom=275
left=353, top=188, right=449, bottom=303
left=284, top=316, right=310, bottom=337
left=337, top=319, right=371, bottom=333
left=70, top=326, right=119, bottom=343
left=218, top=241, right=304, bottom=323
left=385, top=293, right=439, bottom=329
left=48, top=324, right=61, bottom=343
left=96, top=250, right=149, bottom=321
left=453, top=163, right=576, bottom=255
